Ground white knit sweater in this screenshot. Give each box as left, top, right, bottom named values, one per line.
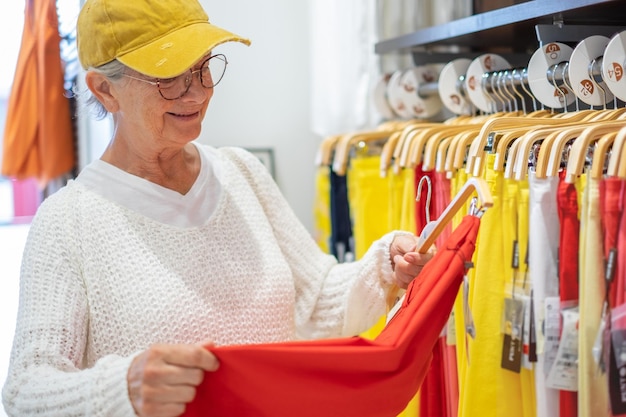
left=2, top=144, right=400, bottom=416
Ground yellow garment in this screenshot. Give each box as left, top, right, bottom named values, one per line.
left=313, top=166, right=331, bottom=253
left=516, top=179, right=537, bottom=417
left=459, top=153, right=509, bottom=417
left=452, top=167, right=471, bottom=403
left=578, top=176, right=609, bottom=416
left=347, top=155, right=391, bottom=259
left=388, top=168, right=407, bottom=231
left=347, top=155, right=419, bottom=416
left=399, top=168, right=417, bottom=233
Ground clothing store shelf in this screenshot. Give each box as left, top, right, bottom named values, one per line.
left=374, top=0, right=626, bottom=56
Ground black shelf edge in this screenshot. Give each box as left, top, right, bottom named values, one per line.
left=374, top=0, right=626, bottom=54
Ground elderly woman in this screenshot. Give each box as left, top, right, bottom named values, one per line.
left=2, top=0, right=432, bottom=416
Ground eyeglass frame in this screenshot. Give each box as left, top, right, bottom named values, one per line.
left=120, top=54, right=228, bottom=100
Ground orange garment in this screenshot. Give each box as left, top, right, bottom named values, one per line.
left=183, top=216, right=481, bottom=417
left=2, top=0, right=75, bottom=185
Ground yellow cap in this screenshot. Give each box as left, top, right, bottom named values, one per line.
left=77, top=0, right=251, bottom=78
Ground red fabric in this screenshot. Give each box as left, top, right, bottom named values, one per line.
left=616, top=179, right=626, bottom=308
left=1, top=0, right=75, bottom=185
left=183, top=216, right=481, bottom=417
left=419, top=337, right=448, bottom=417
left=556, top=171, right=579, bottom=417
left=600, top=178, right=624, bottom=308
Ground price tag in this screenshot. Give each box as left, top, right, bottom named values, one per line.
left=501, top=297, right=524, bottom=372
left=546, top=307, right=579, bottom=391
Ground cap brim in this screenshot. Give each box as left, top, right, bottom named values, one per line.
left=118, top=22, right=250, bottom=78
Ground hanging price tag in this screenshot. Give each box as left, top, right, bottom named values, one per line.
left=546, top=307, right=579, bottom=391
left=543, top=297, right=561, bottom=375
left=501, top=297, right=524, bottom=372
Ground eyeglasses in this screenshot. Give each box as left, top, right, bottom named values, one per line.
left=121, top=54, right=228, bottom=100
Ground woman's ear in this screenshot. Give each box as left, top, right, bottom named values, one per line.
left=85, top=71, right=120, bottom=113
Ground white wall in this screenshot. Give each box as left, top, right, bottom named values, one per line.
left=198, top=0, right=320, bottom=232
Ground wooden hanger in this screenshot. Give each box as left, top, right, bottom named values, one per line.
left=590, top=131, right=617, bottom=180
left=397, top=124, right=442, bottom=169
left=379, top=130, right=403, bottom=178
left=494, top=129, right=528, bottom=172
left=411, top=125, right=474, bottom=170
left=612, top=127, right=626, bottom=179
left=512, top=126, right=569, bottom=181
left=332, top=130, right=394, bottom=176
left=314, top=134, right=343, bottom=167
left=453, top=129, right=479, bottom=171
left=421, top=125, right=480, bottom=172
left=504, top=135, right=524, bottom=179
left=564, top=122, right=625, bottom=183
left=386, top=177, right=494, bottom=310
left=435, top=135, right=455, bottom=173
left=467, top=116, right=570, bottom=177
left=543, top=120, right=626, bottom=178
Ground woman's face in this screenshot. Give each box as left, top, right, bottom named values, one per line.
left=112, top=61, right=214, bottom=150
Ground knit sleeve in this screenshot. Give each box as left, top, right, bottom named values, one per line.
left=220, top=147, right=404, bottom=339
left=2, top=190, right=139, bottom=417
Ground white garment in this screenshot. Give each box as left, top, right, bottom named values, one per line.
left=3, top=144, right=399, bottom=416
left=528, top=171, right=560, bottom=417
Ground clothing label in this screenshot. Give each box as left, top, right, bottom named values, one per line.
left=528, top=290, right=537, bottom=363
left=592, top=302, right=608, bottom=372
left=609, top=328, right=626, bottom=414
left=501, top=297, right=524, bottom=372
left=546, top=307, right=579, bottom=391
left=543, top=297, right=560, bottom=375
left=446, top=310, right=456, bottom=346
left=463, top=272, right=476, bottom=364
left=520, top=296, right=535, bottom=369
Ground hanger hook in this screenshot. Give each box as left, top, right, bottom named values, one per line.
left=519, top=68, right=540, bottom=112
left=589, top=57, right=607, bottom=110
left=561, top=61, right=579, bottom=112
left=416, top=175, right=433, bottom=224
left=510, top=68, right=526, bottom=114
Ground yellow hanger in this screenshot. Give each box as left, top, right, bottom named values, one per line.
left=386, top=177, right=494, bottom=310
left=590, top=131, right=617, bottom=180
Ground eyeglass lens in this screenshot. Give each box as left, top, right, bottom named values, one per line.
left=158, top=54, right=227, bottom=100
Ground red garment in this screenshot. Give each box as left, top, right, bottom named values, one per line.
left=600, top=178, right=623, bottom=308
left=1, top=0, right=75, bottom=185
left=556, top=171, right=579, bottom=417
left=183, top=216, right=481, bottom=417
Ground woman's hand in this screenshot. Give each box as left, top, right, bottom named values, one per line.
left=127, top=342, right=219, bottom=417
left=389, top=234, right=435, bottom=289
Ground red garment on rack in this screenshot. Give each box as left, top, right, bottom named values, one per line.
left=556, top=172, right=579, bottom=417
left=182, top=215, right=481, bottom=417
left=600, top=178, right=623, bottom=308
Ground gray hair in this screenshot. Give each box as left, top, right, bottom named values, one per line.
left=75, top=59, right=127, bottom=120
